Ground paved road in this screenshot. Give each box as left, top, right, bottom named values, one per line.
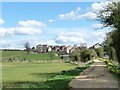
left=69, top=60, right=119, bottom=90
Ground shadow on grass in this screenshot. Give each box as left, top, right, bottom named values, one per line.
left=30, top=66, right=87, bottom=77
left=2, top=79, right=70, bottom=90
left=30, top=72, right=58, bottom=79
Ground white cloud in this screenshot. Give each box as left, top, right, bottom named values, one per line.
left=0, top=20, right=46, bottom=37
left=91, top=1, right=112, bottom=13
left=0, top=40, right=24, bottom=50
left=19, top=20, right=46, bottom=27
left=58, top=7, right=81, bottom=20
left=15, top=20, right=45, bottom=35
left=48, top=19, right=56, bottom=23
left=15, top=26, right=42, bottom=35
left=0, top=28, right=16, bottom=37
left=0, top=37, right=57, bottom=49
left=1, top=30, right=109, bottom=49
left=91, top=23, right=104, bottom=29
left=54, top=31, right=108, bottom=47
left=0, top=18, right=5, bottom=25
left=60, top=32, right=84, bottom=37
left=80, top=12, right=97, bottom=19
left=46, top=40, right=56, bottom=45
left=92, top=31, right=106, bottom=40
left=90, top=1, right=114, bottom=20
left=57, top=1, right=113, bottom=21
left=75, top=7, right=81, bottom=11
left=0, top=28, right=6, bottom=37
left=58, top=7, right=97, bottom=20
left=55, top=35, right=85, bottom=44
left=55, top=32, right=86, bottom=44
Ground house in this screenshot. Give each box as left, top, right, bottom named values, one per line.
left=52, top=46, right=60, bottom=52
left=47, top=46, right=52, bottom=52
left=36, top=44, right=48, bottom=53
left=69, top=47, right=76, bottom=53
left=66, top=46, right=73, bottom=54
left=93, top=43, right=102, bottom=49
left=59, top=45, right=66, bottom=52
left=35, top=43, right=87, bottom=54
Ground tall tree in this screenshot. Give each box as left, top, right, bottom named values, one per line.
left=97, top=1, right=120, bottom=64
left=103, top=30, right=117, bottom=60
left=70, top=49, right=80, bottom=62
left=24, top=42, right=31, bottom=54
left=97, top=1, right=120, bottom=28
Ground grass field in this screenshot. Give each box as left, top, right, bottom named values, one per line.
left=2, top=61, right=94, bottom=89
left=2, top=51, right=61, bottom=61
left=2, top=51, right=94, bottom=89
left=2, top=62, right=77, bottom=89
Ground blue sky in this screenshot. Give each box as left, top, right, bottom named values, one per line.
left=0, top=1, right=111, bottom=49
left=2, top=2, right=92, bottom=27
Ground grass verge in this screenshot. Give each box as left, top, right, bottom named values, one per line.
left=98, top=58, right=120, bottom=78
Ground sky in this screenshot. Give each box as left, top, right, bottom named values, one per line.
left=0, top=1, right=112, bottom=49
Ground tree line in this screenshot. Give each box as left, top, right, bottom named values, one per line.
left=69, top=1, right=120, bottom=64
left=97, top=1, right=120, bottom=64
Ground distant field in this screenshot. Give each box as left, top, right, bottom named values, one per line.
left=2, top=62, right=77, bottom=89
left=2, top=51, right=61, bottom=61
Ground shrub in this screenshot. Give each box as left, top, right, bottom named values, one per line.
left=98, top=58, right=120, bottom=74
left=107, top=62, right=120, bottom=74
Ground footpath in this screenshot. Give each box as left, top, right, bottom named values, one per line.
left=69, top=59, right=119, bottom=90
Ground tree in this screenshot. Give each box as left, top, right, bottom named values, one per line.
left=32, top=47, right=35, bottom=50
left=70, top=49, right=80, bottom=62
left=70, top=48, right=94, bottom=63
left=80, top=48, right=97, bottom=62
left=80, top=49, right=90, bottom=63
left=103, top=31, right=116, bottom=60
left=32, top=47, right=35, bottom=52
left=96, top=47, right=104, bottom=58
left=97, top=1, right=120, bottom=28
left=24, top=42, right=31, bottom=54
left=97, top=1, right=120, bottom=64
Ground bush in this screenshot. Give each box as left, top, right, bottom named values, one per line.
left=98, top=58, right=120, bottom=74
left=107, top=62, right=120, bottom=74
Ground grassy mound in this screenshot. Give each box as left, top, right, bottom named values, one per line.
left=2, top=51, right=61, bottom=61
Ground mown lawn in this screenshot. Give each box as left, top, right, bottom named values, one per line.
left=2, top=51, right=61, bottom=61
left=2, top=62, right=77, bottom=89
left=2, top=61, right=94, bottom=89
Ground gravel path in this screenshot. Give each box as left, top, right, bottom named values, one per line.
left=69, top=59, right=119, bottom=90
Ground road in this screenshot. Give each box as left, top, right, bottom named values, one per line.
left=69, top=59, right=119, bottom=90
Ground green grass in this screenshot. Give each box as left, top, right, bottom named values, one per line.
left=2, top=61, right=94, bottom=89
left=98, top=58, right=120, bottom=79
left=2, top=51, right=61, bottom=61
left=2, top=62, right=77, bottom=88
left=2, top=51, right=94, bottom=89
